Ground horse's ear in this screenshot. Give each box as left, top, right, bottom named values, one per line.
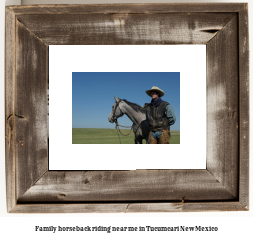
left=114, top=96, right=119, bottom=102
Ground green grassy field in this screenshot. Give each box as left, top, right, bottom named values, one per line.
left=72, top=128, right=180, bottom=144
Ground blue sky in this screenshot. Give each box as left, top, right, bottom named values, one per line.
left=72, top=72, right=180, bottom=130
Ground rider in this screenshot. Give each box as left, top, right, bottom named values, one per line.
left=145, top=86, right=176, bottom=144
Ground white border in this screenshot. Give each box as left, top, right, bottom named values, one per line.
left=49, top=45, right=206, bottom=170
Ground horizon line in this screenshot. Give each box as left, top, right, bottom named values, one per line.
left=72, top=128, right=180, bottom=131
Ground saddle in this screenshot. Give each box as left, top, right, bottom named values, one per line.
left=142, top=103, right=149, bottom=108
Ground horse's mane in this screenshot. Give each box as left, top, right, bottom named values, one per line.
left=122, top=99, right=146, bottom=114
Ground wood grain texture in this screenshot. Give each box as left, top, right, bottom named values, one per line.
left=7, top=3, right=246, bottom=14
left=10, top=202, right=247, bottom=213
left=18, top=170, right=236, bottom=202
left=5, top=7, right=17, bottom=212
left=206, top=16, right=239, bottom=198
left=16, top=13, right=235, bottom=45
left=238, top=4, right=249, bottom=208
left=15, top=20, right=48, bottom=200
left=5, top=3, right=249, bottom=213
left=125, top=202, right=248, bottom=212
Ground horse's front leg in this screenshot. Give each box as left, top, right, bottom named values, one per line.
left=135, top=136, right=142, bottom=144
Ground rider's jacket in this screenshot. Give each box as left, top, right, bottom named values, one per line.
left=146, top=101, right=171, bottom=131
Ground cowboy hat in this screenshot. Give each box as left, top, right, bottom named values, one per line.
left=146, top=86, right=165, bottom=97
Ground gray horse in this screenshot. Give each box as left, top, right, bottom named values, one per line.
left=108, top=96, right=150, bottom=144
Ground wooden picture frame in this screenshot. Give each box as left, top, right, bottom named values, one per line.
left=5, top=3, right=249, bottom=213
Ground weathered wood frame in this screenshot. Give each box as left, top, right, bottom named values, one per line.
left=5, top=4, right=249, bottom=213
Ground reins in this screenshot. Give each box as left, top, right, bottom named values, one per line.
left=114, top=120, right=142, bottom=144
left=112, top=100, right=141, bottom=144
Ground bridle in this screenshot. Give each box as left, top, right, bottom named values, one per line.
left=112, top=99, right=122, bottom=123
left=112, top=99, right=141, bottom=144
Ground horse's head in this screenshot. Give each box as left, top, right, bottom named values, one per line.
left=108, top=96, right=124, bottom=123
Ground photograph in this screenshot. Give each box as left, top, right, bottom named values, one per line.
left=72, top=72, right=180, bottom=144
